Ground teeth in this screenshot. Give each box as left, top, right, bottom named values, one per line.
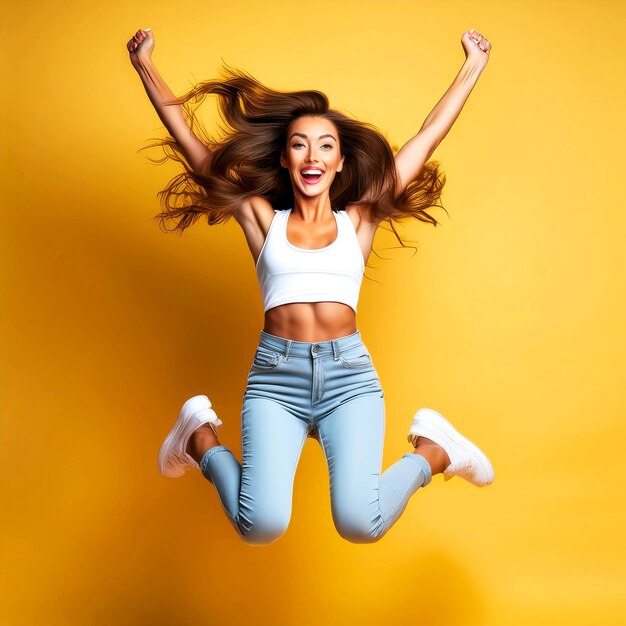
left=302, top=169, right=323, bottom=175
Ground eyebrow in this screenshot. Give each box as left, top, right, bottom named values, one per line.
left=289, top=132, right=337, bottom=141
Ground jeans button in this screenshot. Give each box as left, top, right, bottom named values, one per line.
left=312, top=344, right=320, bottom=353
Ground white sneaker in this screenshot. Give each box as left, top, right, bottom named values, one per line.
left=158, top=394, right=223, bottom=478
left=407, top=408, right=494, bottom=487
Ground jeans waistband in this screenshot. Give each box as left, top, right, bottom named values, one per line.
left=259, top=329, right=363, bottom=360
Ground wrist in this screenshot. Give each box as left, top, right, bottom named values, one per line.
left=462, top=56, right=488, bottom=73
left=132, top=55, right=154, bottom=72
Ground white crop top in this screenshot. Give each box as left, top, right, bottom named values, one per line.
left=255, top=208, right=365, bottom=314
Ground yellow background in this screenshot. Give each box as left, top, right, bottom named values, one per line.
left=1, top=0, right=625, bottom=625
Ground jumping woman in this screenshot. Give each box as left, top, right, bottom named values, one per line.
left=127, top=27, right=495, bottom=545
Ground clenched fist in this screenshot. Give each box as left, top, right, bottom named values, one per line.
left=461, top=29, right=492, bottom=69
left=127, top=28, right=154, bottom=68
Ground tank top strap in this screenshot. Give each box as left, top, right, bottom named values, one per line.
left=268, top=208, right=284, bottom=238
left=336, top=208, right=357, bottom=236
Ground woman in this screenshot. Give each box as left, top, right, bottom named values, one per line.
left=128, top=27, right=494, bottom=545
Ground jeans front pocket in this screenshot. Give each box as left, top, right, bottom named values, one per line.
left=339, top=345, right=373, bottom=369
left=252, top=345, right=281, bottom=370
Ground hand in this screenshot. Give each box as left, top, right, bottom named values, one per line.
left=461, top=29, right=492, bottom=69
left=127, top=28, right=154, bottom=67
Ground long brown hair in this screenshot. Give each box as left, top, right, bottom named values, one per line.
left=139, top=63, right=448, bottom=256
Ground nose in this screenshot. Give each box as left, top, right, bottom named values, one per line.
left=305, top=147, right=320, bottom=162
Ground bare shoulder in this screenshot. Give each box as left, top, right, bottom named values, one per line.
left=345, top=203, right=383, bottom=234
left=344, top=203, right=385, bottom=268
left=232, top=195, right=274, bottom=228
left=231, top=195, right=278, bottom=266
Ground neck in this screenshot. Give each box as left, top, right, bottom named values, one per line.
left=291, top=194, right=334, bottom=222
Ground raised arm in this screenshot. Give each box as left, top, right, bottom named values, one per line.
left=127, top=29, right=211, bottom=175
left=394, top=29, right=492, bottom=197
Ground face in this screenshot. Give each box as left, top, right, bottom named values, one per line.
left=280, top=115, right=345, bottom=197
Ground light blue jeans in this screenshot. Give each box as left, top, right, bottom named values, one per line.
left=199, top=329, right=432, bottom=545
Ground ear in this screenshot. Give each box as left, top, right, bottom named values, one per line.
left=337, top=154, right=345, bottom=173
left=280, top=150, right=287, bottom=169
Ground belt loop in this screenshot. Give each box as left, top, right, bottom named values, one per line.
left=285, top=339, right=292, bottom=362
left=331, top=339, right=339, bottom=361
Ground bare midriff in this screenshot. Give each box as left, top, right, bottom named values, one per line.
left=262, top=301, right=358, bottom=342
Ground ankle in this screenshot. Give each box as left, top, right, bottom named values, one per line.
left=186, top=424, right=220, bottom=464
left=413, top=437, right=450, bottom=475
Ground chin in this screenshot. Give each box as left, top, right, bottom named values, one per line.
left=299, top=181, right=333, bottom=193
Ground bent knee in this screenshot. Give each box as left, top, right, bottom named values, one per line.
left=238, top=509, right=291, bottom=546
left=333, top=512, right=386, bottom=544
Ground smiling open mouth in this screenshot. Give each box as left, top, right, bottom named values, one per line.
left=300, top=168, right=325, bottom=184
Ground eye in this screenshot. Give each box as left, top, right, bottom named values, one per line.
left=291, top=142, right=334, bottom=149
